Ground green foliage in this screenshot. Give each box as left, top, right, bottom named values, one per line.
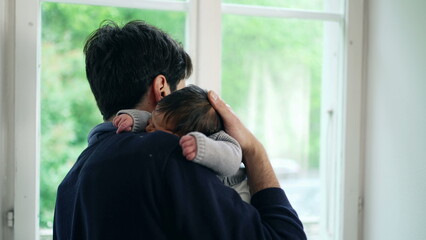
left=221, top=15, right=322, bottom=168
left=40, top=0, right=323, bottom=230
left=40, top=2, right=186, bottom=228
left=222, top=0, right=324, bottom=11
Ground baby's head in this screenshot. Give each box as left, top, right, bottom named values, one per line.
left=145, top=85, right=224, bottom=136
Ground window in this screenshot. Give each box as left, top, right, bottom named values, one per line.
left=220, top=2, right=343, bottom=239
left=39, top=2, right=188, bottom=238
left=223, top=0, right=325, bottom=11
left=14, top=0, right=364, bottom=239
left=222, top=16, right=325, bottom=239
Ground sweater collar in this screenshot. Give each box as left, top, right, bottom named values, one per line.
left=87, top=122, right=116, bottom=146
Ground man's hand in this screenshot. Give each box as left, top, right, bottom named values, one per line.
left=208, top=91, right=280, bottom=195
left=113, top=114, right=134, bottom=133
left=179, top=135, right=197, bottom=161
left=207, top=91, right=261, bottom=156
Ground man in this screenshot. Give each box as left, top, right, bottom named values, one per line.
left=53, top=20, right=306, bottom=240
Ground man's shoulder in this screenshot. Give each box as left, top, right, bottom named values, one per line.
left=78, top=130, right=183, bottom=169
left=104, top=130, right=182, bottom=158
left=75, top=131, right=185, bottom=184
left=130, top=130, right=178, bottom=148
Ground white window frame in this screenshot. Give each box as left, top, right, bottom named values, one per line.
left=14, top=0, right=40, bottom=239
left=12, top=0, right=365, bottom=239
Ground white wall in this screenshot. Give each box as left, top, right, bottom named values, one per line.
left=363, top=0, right=426, bottom=239
left=0, top=0, right=15, bottom=239
left=2, top=1, right=426, bottom=240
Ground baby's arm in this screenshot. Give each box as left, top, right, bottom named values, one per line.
left=113, top=109, right=151, bottom=133
left=179, top=131, right=242, bottom=176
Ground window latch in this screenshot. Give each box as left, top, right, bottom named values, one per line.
left=7, top=210, right=14, bottom=228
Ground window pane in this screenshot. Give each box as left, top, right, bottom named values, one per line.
left=222, top=0, right=324, bottom=11
left=40, top=3, right=186, bottom=238
left=222, top=14, right=324, bottom=239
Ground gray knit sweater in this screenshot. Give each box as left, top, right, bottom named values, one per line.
left=117, top=109, right=245, bottom=183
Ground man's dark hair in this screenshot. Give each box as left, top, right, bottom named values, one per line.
left=156, top=85, right=224, bottom=136
left=84, top=20, right=192, bottom=120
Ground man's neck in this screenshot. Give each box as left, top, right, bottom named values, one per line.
left=104, top=100, right=155, bottom=123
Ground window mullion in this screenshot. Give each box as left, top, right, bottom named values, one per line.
left=340, top=0, right=365, bottom=239
left=192, top=0, right=221, bottom=93
left=41, top=0, right=188, bottom=12
left=222, top=3, right=344, bottom=22
left=185, top=0, right=197, bottom=85
left=15, top=0, right=40, bottom=239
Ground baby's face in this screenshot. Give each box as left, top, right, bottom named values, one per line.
left=145, top=109, right=175, bottom=135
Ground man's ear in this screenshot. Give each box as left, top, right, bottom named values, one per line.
left=152, top=74, right=171, bottom=103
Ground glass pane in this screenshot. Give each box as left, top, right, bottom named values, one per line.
left=40, top=3, right=186, bottom=239
left=222, top=14, right=324, bottom=240
left=222, top=0, right=324, bottom=11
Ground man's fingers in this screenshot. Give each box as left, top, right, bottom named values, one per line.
left=208, top=91, right=243, bottom=128
left=208, top=91, right=232, bottom=117
left=207, top=90, right=259, bottom=155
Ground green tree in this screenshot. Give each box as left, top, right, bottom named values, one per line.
left=40, top=0, right=323, bottom=231
left=40, top=3, right=186, bottom=228
left=221, top=15, right=322, bottom=169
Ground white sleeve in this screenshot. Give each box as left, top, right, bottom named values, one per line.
left=188, top=131, right=242, bottom=176
left=117, top=109, right=151, bottom=132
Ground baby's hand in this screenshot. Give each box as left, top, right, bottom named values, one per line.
left=113, top=114, right=134, bottom=134
left=179, top=135, right=197, bottom=161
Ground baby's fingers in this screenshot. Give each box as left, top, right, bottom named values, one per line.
left=113, top=116, right=123, bottom=127
left=182, top=146, right=196, bottom=161
left=179, top=135, right=193, bottom=146
left=179, top=135, right=197, bottom=161
left=117, top=119, right=132, bottom=133
left=184, top=152, right=196, bottom=161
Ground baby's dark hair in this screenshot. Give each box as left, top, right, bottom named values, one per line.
left=156, top=85, right=224, bottom=136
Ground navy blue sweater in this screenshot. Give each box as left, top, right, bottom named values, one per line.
left=53, top=123, right=306, bottom=240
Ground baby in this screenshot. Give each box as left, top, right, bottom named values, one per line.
left=113, top=85, right=250, bottom=202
